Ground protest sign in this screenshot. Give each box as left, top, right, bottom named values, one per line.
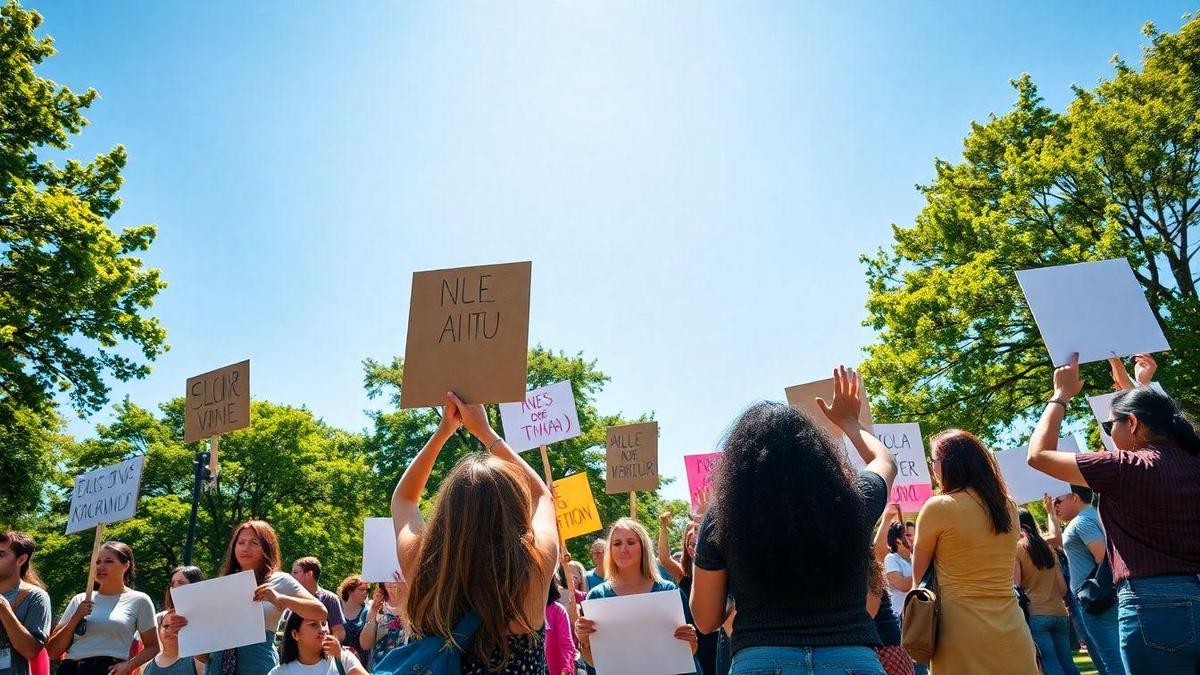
left=498, top=380, right=582, bottom=452
left=1016, top=258, right=1170, bottom=366
left=553, top=473, right=603, bottom=541
left=400, top=261, right=532, bottom=408
left=185, top=360, right=250, bottom=443
left=582, top=589, right=697, bottom=675
left=605, top=421, right=659, bottom=494
left=843, top=423, right=932, bottom=513
left=785, top=376, right=873, bottom=442
left=683, top=452, right=721, bottom=512
left=171, top=571, right=263, bottom=658
left=66, top=456, right=145, bottom=535
left=361, top=518, right=401, bottom=582
left=1087, top=382, right=1166, bottom=451
left=993, top=436, right=1080, bottom=505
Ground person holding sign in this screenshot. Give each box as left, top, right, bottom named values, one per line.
left=390, top=392, right=558, bottom=674
left=910, top=431, right=1037, bottom=674
left=47, top=542, right=159, bottom=675
left=269, top=614, right=366, bottom=675
left=1027, top=354, right=1200, bottom=673
left=689, top=367, right=897, bottom=675
left=576, top=518, right=699, bottom=673
left=174, top=521, right=325, bottom=675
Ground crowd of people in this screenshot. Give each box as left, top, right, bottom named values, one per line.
left=1, top=355, right=1198, bottom=674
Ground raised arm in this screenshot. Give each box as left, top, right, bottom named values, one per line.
left=819, top=366, right=897, bottom=488
left=1041, top=494, right=1063, bottom=549
left=1027, top=353, right=1087, bottom=486
left=391, top=396, right=461, bottom=577
left=657, top=512, right=685, bottom=583
left=873, top=503, right=901, bottom=563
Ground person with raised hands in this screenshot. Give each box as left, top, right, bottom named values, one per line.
left=689, top=366, right=897, bottom=675
left=1027, top=353, right=1200, bottom=673
left=390, top=392, right=558, bottom=674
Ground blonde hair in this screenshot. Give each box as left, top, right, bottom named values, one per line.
left=603, top=518, right=662, bottom=583
left=406, top=453, right=546, bottom=670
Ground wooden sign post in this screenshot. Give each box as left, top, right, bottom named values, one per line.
left=629, top=492, right=637, bottom=519
left=84, top=523, right=106, bottom=602
left=605, top=421, right=659, bottom=522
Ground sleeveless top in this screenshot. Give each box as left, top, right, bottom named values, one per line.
left=460, top=627, right=547, bottom=675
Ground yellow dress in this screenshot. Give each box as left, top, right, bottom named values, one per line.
left=916, top=490, right=1037, bottom=674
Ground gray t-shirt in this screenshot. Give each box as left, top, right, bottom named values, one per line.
left=315, top=588, right=344, bottom=629
left=57, top=590, right=156, bottom=660
left=1, top=585, right=52, bottom=675
left=1063, top=506, right=1106, bottom=593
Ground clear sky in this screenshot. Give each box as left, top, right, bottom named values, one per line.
left=29, top=1, right=1197, bottom=502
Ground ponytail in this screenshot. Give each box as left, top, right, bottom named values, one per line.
left=1112, top=386, right=1200, bottom=456
left=1169, top=414, right=1200, bottom=456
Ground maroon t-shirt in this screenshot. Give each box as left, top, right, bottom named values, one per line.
left=1076, top=442, right=1200, bottom=583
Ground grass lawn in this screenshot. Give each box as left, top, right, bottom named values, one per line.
left=1074, top=651, right=1098, bottom=675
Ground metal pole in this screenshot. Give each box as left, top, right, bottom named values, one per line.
left=183, top=449, right=211, bottom=566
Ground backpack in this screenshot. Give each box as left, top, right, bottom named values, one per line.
left=371, top=611, right=482, bottom=675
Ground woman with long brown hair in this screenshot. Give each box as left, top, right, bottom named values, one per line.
left=391, top=392, right=558, bottom=674
left=910, top=431, right=1036, bottom=673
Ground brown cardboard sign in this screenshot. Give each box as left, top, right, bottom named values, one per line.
left=605, top=421, right=659, bottom=494
left=784, top=377, right=873, bottom=442
left=185, top=360, right=250, bottom=443
left=399, top=261, right=532, bottom=409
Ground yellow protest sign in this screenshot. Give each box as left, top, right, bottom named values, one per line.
left=553, top=472, right=602, bottom=541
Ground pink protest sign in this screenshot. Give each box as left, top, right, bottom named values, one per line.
left=683, top=452, right=722, bottom=512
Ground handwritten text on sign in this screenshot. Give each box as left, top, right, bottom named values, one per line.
left=184, top=360, right=250, bottom=443
left=683, top=452, right=721, bottom=512
left=843, top=423, right=932, bottom=513
left=605, top=421, right=659, bottom=494
left=400, top=262, right=531, bottom=409
left=66, top=456, right=145, bottom=534
left=498, top=380, right=582, bottom=452
left=553, top=473, right=603, bottom=540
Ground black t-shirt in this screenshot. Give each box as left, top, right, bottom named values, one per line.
left=695, top=470, right=889, bottom=654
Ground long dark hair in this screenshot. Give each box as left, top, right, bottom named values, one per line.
left=1111, top=386, right=1200, bottom=456
left=164, top=566, right=205, bottom=611
left=1017, top=509, right=1054, bottom=570
left=930, top=430, right=1013, bottom=534
left=278, top=611, right=310, bottom=665
left=710, top=401, right=867, bottom=603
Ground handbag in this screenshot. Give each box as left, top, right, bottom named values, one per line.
left=900, top=564, right=939, bottom=663
left=1075, top=556, right=1117, bottom=615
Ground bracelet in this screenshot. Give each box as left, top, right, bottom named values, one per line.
left=1047, top=399, right=1068, bottom=409
left=488, top=436, right=504, bottom=451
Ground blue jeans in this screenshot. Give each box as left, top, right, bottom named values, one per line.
left=1116, top=575, right=1200, bottom=675
left=731, top=646, right=884, bottom=674
left=1070, top=592, right=1124, bottom=675
left=1029, top=615, right=1081, bottom=675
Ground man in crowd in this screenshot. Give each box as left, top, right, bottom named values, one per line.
left=290, top=556, right=346, bottom=642
left=0, top=532, right=51, bottom=675
left=584, top=539, right=606, bottom=590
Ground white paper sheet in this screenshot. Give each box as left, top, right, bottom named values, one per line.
left=361, top=517, right=401, bottom=582
left=171, top=570, right=263, bottom=658
left=1016, top=258, right=1169, bottom=366
left=994, top=436, right=1079, bottom=505
left=581, top=590, right=695, bottom=675
left=1087, top=382, right=1167, bottom=451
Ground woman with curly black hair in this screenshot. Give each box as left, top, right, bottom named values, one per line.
left=690, top=366, right=897, bottom=675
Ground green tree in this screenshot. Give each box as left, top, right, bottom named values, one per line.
left=862, top=16, right=1200, bottom=443
left=363, top=346, right=679, bottom=561
left=1, top=1, right=167, bottom=515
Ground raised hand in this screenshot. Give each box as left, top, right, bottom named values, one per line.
left=1107, top=356, right=1135, bottom=391
left=435, top=395, right=462, bottom=436
left=817, top=366, right=864, bottom=430
left=1133, top=353, right=1157, bottom=385
left=446, top=392, right=493, bottom=441
left=1053, top=353, right=1084, bottom=401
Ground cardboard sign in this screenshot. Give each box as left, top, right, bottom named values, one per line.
left=66, top=456, right=145, bottom=535
left=605, top=421, right=659, bottom=494
left=993, top=436, right=1080, bottom=506
left=785, top=377, right=874, bottom=442
left=498, top=380, right=582, bottom=452
left=361, top=518, right=401, bottom=582
left=553, top=473, right=603, bottom=541
left=171, top=571, right=264, bottom=658
left=1087, top=382, right=1167, bottom=452
left=843, top=423, right=932, bottom=513
left=184, top=360, right=250, bottom=443
left=581, top=589, right=697, bottom=675
left=1016, top=258, right=1170, bottom=366
left=683, top=452, right=721, bottom=513
left=399, top=261, right=532, bottom=408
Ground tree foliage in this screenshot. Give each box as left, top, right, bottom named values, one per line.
left=862, top=16, right=1200, bottom=443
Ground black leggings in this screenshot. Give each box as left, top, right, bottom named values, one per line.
left=59, top=656, right=123, bottom=675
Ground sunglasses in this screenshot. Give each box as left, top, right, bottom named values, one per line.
left=1101, top=416, right=1125, bottom=436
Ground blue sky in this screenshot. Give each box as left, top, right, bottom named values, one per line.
left=29, top=1, right=1196, bottom=502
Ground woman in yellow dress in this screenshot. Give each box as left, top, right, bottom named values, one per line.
left=911, top=430, right=1038, bottom=674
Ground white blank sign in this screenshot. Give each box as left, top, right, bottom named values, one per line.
left=362, top=517, right=401, bottom=583
left=994, top=436, right=1079, bottom=505
left=1087, top=383, right=1166, bottom=451
left=582, top=590, right=696, bottom=675
left=171, top=571, right=263, bottom=658
left=1016, top=258, right=1169, bottom=366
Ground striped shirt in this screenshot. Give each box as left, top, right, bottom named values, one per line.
left=1076, top=442, right=1200, bottom=583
